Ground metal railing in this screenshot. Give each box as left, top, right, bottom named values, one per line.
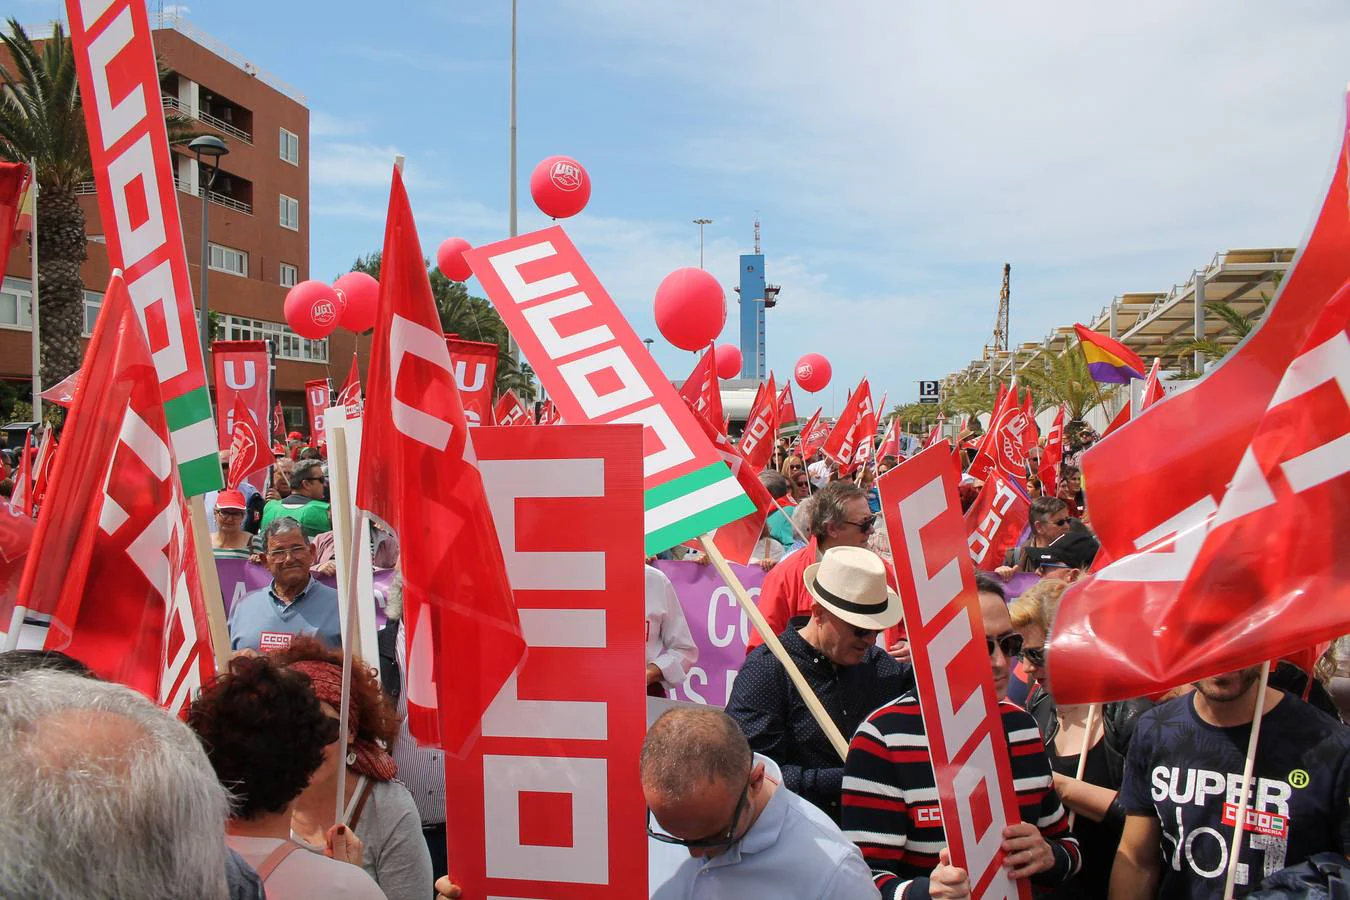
left=162, top=95, right=253, bottom=145
left=172, top=178, right=254, bottom=215
left=150, top=12, right=307, bottom=106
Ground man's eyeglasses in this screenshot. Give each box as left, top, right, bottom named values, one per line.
left=847, top=515, right=878, bottom=534
left=303, top=475, right=328, bottom=484
left=266, top=545, right=310, bottom=560
left=647, top=761, right=752, bottom=850
left=1023, top=646, right=1046, bottom=667
left=986, top=632, right=1023, bottom=659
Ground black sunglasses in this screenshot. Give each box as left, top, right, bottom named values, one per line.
left=847, top=514, right=878, bottom=533
left=1023, top=646, right=1046, bottom=667
left=986, top=632, right=1023, bottom=659
left=1049, top=517, right=1071, bottom=527
left=647, top=774, right=751, bottom=850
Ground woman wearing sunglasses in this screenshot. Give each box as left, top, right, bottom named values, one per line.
left=1010, top=580, right=1152, bottom=900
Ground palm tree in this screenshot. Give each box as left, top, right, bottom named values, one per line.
left=0, top=21, right=89, bottom=387
left=1016, top=349, right=1099, bottom=422
left=940, top=380, right=998, bottom=422
left=1165, top=296, right=1271, bottom=377
left=349, top=252, right=537, bottom=403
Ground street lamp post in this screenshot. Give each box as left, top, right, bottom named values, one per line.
left=642, top=338, right=655, bottom=352
left=189, top=135, right=229, bottom=358
left=693, top=218, right=712, bottom=269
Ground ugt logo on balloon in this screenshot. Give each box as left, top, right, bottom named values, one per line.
left=311, top=299, right=338, bottom=329
left=550, top=160, right=584, bottom=191
left=796, top=362, right=815, bottom=382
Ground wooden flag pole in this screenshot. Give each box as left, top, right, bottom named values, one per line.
left=1065, top=702, right=1101, bottom=830
left=698, top=534, right=849, bottom=759
left=328, top=422, right=367, bottom=827
left=188, top=495, right=232, bottom=674
left=1222, top=660, right=1272, bottom=900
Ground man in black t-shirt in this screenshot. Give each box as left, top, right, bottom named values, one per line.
left=1111, top=665, right=1350, bottom=899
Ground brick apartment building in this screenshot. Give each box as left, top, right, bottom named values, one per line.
left=0, top=14, right=359, bottom=433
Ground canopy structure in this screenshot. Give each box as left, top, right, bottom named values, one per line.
left=944, top=247, right=1294, bottom=389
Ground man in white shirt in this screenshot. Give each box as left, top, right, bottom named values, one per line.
left=807, top=455, right=835, bottom=490
left=645, top=565, right=698, bottom=697
left=645, top=706, right=881, bottom=899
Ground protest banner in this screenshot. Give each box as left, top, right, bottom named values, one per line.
left=651, top=560, right=765, bottom=706
left=446, top=336, right=499, bottom=426
left=305, top=379, right=330, bottom=447
left=445, top=424, right=647, bottom=899
left=879, top=444, right=1030, bottom=900
left=213, top=341, right=271, bottom=494
left=66, top=0, right=220, bottom=494
left=465, top=226, right=753, bottom=554
left=965, top=469, right=1031, bottom=570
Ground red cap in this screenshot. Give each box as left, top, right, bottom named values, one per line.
left=287, top=431, right=304, bottom=441
left=215, top=489, right=247, bottom=511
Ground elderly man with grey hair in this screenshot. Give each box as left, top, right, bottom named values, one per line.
left=0, top=669, right=235, bottom=900
left=645, top=706, right=880, bottom=899
left=229, top=517, right=342, bottom=652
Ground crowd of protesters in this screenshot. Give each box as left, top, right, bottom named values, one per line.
left=1, top=418, right=1347, bottom=900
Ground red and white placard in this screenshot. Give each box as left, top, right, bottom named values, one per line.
left=214, top=341, right=271, bottom=492
left=304, top=379, right=330, bottom=447
left=446, top=424, right=647, bottom=898
left=445, top=336, right=499, bottom=427
left=878, top=444, right=1029, bottom=900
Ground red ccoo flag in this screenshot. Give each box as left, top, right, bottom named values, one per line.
left=1038, top=406, right=1066, bottom=495
left=821, top=378, right=873, bottom=472
left=776, top=381, right=798, bottom=425
left=357, top=166, right=523, bottom=753
left=738, top=373, right=778, bottom=472
left=679, top=345, right=724, bottom=430
left=226, top=396, right=271, bottom=490
left=493, top=390, right=530, bottom=426
left=17, top=272, right=214, bottom=713
left=797, top=407, right=829, bottom=459
left=337, top=353, right=363, bottom=415
left=877, top=418, right=902, bottom=460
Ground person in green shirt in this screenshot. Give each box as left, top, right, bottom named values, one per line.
left=762, top=470, right=799, bottom=548
left=258, top=459, right=332, bottom=540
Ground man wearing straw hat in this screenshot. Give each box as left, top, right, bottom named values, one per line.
left=727, top=545, right=912, bottom=824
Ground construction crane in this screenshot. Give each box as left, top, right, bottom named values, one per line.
left=984, top=263, right=1010, bottom=359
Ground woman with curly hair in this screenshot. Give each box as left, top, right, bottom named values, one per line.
left=187, top=655, right=387, bottom=899
left=272, top=637, right=433, bottom=900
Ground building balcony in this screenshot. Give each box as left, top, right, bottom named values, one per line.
left=73, top=179, right=254, bottom=216
left=162, top=95, right=253, bottom=145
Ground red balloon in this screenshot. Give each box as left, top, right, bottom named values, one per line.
left=654, top=267, right=726, bottom=352
left=333, top=272, right=379, bottom=334
left=795, top=353, right=832, bottom=393
left=714, top=344, right=742, bottom=379
left=284, top=280, right=342, bottom=340
left=436, top=237, right=473, bottom=282
left=530, top=155, right=591, bottom=219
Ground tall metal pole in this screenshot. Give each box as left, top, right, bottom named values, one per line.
left=507, top=0, right=520, bottom=364
left=199, top=173, right=211, bottom=357
left=28, top=158, right=40, bottom=423
left=693, top=218, right=712, bottom=269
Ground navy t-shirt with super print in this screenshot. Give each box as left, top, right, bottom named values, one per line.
left=1119, top=692, right=1350, bottom=899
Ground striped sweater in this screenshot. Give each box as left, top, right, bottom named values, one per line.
left=842, top=695, right=1081, bottom=900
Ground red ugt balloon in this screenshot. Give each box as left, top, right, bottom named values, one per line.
left=284, top=281, right=342, bottom=340
left=530, top=155, right=591, bottom=219
left=654, top=267, right=726, bottom=352
left=795, top=353, right=832, bottom=393
left=436, top=237, right=474, bottom=282
left=333, top=272, right=380, bottom=334
left=714, top=344, right=743, bottom=379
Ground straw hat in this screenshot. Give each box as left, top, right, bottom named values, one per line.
left=802, top=546, right=903, bottom=631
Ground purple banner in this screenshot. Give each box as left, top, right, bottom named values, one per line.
left=651, top=560, right=766, bottom=707
left=215, top=559, right=396, bottom=627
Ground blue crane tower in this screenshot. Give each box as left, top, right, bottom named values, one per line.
left=735, top=218, right=780, bottom=379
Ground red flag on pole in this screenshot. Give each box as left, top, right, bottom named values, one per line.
left=965, top=469, right=1031, bottom=571
left=30, top=430, right=57, bottom=513
left=0, top=162, right=30, bottom=255
left=877, top=418, right=902, bottom=460
left=967, top=385, right=1035, bottom=488
left=337, top=354, right=363, bottom=415
left=273, top=401, right=285, bottom=441
left=798, top=407, right=830, bottom=459
left=20, top=272, right=214, bottom=713
left=9, top=430, right=32, bottom=516
left=40, top=370, right=80, bottom=408
left=689, top=407, right=776, bottom=565
left=226, top=397, right=271, bottom=490
left=738, top=373, right=778, bottom=472
left=493, top=390, right=530, bottom=426
left=1038, top=406, right=1066, bottom=495
left=821, top=378, right=872, bottom=471
left=1140, top=358, right=1165, bottom=412
left=1100, top=400, right=1131, bottom=438
left=679, top=345, right=724, bottom=430
left=356, top=166, right=523, bottom=753
left=776, top=382, right=797, bottom=424
left=538, top=398, right=561, bottom=425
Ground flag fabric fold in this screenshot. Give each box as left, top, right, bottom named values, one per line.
left=356, top=167, right=524, bottom=754
left=776, top=382, right=797, bottom=425
left=680, top=345, right=724, bottom=431
left=337, top=354, right=363, bottom=415
left=821, top=378, right=873, bottom=473
left=1073, top=324, right=1146, bottom=384
left=797, top=407, right=828, bottom=459
left=226, top=397, right=271, bottom=490
left=738, top=373, right=778, bottom=472
left=493, top=390, right=530, bottom=427
left=1140, top=358, right=1165, bottom=412
left=1038, top=406, right=1066, bottom=495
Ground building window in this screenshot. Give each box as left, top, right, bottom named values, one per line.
left=280, top=263, right=298, bottom=287
left=208, top=242, right=248, bottom=277
left=280, top=127, right=300, bottom=165
left=83, top=290, right=102, bottom=335
left=0, top=277, right=33, bottom=330
left=280, top=194, right=300, bottom=231
left=218, top=314, right=328, bottom=363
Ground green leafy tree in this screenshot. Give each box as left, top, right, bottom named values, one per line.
left=348, top=252, right=536, bottom=403
left=939, top=380, right=998, bottom=422
left=1165, top=297, right=1271, bottom=377
left=1016, top=349, right=1099, bottom=422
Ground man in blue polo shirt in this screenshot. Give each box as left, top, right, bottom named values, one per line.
left=228, top=518, right=341, bottom=652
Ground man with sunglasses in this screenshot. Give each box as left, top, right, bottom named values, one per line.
left=994, top=496, right=1073, bottom=579
left=646, top=706, right=883, bottom=899
left=1027, top=531, right=1100, bottom=584
left=843, top=574, right=1081, bottom=899
left=258, top=459, right=332, bottom=541
left=227, top=518, right=341, bottom=653
left=727, top=546, right=912, bottom=824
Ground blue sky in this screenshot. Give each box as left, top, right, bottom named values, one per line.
left=33, top=1, right=1350, bottom=413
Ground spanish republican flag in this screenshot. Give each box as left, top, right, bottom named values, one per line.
left=1073, top=323, right=1146, bottom=384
